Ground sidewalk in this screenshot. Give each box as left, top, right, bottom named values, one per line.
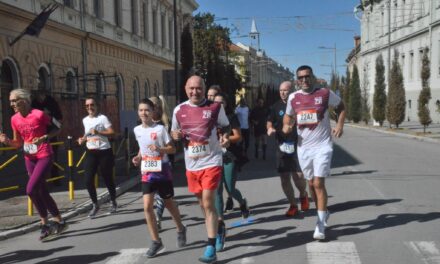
left=346, top=120, right=440, bottom=144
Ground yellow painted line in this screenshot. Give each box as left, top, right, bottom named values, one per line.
left=0, top=146, right=16, bottom=151
left=50, top=142, right=64, bottom=146
left=0, top=154, right=18, bottom=170
left=53, top=162, right=65, bottom=171
left=0, top=185, right=19, bottom=192
left=77, top=170, right=85, bottom=174
left=46, top=175, right=65, bottom=182
left=76, top=151, right=87, bottom=167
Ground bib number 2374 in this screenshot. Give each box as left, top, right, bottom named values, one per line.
left=188, top=141, right=210, bottom=159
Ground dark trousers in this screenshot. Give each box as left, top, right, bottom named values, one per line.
left=84, top=148, right=116, bottom=204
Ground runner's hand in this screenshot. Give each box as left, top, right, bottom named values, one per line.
left=220, top=134, right=230, bottom=148
left=282, top=124, right=292, bottom=134
left=332, top=125, right=343, bottom=138
left=132, top=156, right=141, bottom=166
left=267, top=127, right=276, bottom=136
left=77, top=136, right=86, bottom=145
left=0, top=133, right=8, bottom=144
left=171, top=130, right=182, bottom=141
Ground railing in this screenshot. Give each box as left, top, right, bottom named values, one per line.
left=0, top=129, right=134, bottom=216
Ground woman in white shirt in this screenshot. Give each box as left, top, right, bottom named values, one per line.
left=77, top=97, right=117, bottom=217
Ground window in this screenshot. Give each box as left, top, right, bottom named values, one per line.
left=114, top=0, right=122, bottom=27
left=133, top=79, right=139, bottom=110
left=161, top=13, right=166, bottom=47
left=419, top=49, right=424, bottom=79
left=152, top=9, right=158, bottom=44
left=143, top=2, right=149, bottom=39
left=144, top=80, right=150, bottom=98
left=401, top=53, right=405, bottom=77
left=131, top=0, right=139, bottom=34
left=168, top=18, right=173, bottom=50
left=409, top=51, right=414, bottom=80
left=93, top=0, right=103, bottom=19
left=408, top=99, right=412, bottom=109
left=64, top=0, right=74, bottom=8
left=66, top=71, right=76, bottom=93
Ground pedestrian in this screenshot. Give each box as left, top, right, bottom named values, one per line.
left=267, top=81, right=309, bottom=217
left=171, top=75, right=230, bottom=263
left=250, top=98, right=268, bottom=159
left=77, top=96, right=117, bottom=218
left=283, top=65, right=345, bottom=240
left=213, top=93, right=250, bottom=252
left=235, top=98, right=250, bottom=156
left=132, top=98, right=187, bottom=258
left=0, top=88, right=67, bottom=241
left=207, top=85, right=221, bottom=101
left=31, top=89, right=63, bottom=186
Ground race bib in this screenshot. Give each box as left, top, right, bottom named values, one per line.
left=188, top=141, right=210, bottom=159
left=141, top=156, right=162, bottom=173
left=279, top=142, right=295, bottom=154
left=297, top=110, right=318, bottom=125
left=23, top=143, right=38, bottom=154
left=86, top=137, right=101, bottom=149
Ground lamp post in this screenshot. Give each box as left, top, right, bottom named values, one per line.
left=173, top=0, right=179, bottom=104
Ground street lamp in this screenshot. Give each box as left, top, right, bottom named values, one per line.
left=318, top=43, right=337, bottom=76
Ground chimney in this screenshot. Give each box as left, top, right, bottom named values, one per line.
left=354, top=35, right=361, bottom=47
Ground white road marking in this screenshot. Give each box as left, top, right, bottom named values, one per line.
left=105, top=248, right=146, bottom=264
left=406, top=241, right=440, bottom=264
left=307, top=242, right=361, bottom=264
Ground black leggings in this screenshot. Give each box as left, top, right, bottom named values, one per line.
left=84, top=148, right=116, bottom=204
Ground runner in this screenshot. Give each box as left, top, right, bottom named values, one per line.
left=132, top=98, right=186, bottom=258
left=235, top=98, right=250, bottom=157
left=77, top=96, right=117, bottom=217
left=283, top=65, right=345, bottom=240
left=267, top=81, right=309, bottom=217
left=171, top=75, right=230, bottom=263
left=213, top=93, right=250, bottom=252
left=207, top=85, right=221, bottom=101
left=0, top=88, right=67, bottom=241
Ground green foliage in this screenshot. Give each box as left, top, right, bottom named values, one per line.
left=343, top=67, right=351, bottom=121
left=180, top=23, right=193, bottom=102
left=361, top=71, right=371, bottom=125
left=386, top=50, right=406, bottom=128
left=349, top=65, right=362, bottom=123
left=418, top=49, right=431, bottom=132
left=192, top=13, right=241, bottom=97
left=373, top=54, right=387, bottom=126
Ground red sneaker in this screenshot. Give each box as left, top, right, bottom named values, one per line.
left=300, top=193, right=310, bottom=211
left=285, top=205, right=299, bottom=217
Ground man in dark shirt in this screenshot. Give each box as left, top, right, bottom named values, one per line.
left=250, top=98, right=268, bottom=159
left=267, top=81, right=309, bottom=217
left=32, top=90, right=63, bottom=185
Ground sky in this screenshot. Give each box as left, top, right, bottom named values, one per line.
left=194, top=0, right=361, bottom=82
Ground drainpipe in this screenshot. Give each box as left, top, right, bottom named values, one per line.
left=80, top=0, right=88, bottom=95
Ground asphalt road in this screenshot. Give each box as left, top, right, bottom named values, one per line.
left=1, top=125, right=440, bottom=264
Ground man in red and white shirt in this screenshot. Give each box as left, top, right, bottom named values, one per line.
left=171, top=75, right=230, bottom=263
left=283, top=65, right=345, bottom=240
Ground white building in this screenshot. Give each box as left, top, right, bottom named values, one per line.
left=356, top=0, right=440, bottom=123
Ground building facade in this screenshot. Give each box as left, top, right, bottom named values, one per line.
left=357, top=0, right=440, bottom=124
left=0, top=0, right=198, bottom=138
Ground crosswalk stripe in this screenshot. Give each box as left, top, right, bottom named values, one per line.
left=306, top=242, right=361, bottom=264
left=406, top=241, right=440, bottom=264
left=106, top=248, right=146, bottom=264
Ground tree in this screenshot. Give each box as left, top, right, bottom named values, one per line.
left=349, top=65, right=362, bottom=123
left=373, top=54, right=387, bottom=126
left=386, top=50, right=406, bottom=128
left=180, top=23, right=193, bottom=102
left=343, top=67, right=351, bottom=121
left=361, top=70, right=371, bottom=124
left=418, top=48, right=432, bottom=133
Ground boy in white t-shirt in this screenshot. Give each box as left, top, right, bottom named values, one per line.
left=132, top=99, right=187, bottom=258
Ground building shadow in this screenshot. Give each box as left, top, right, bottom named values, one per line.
left=0, top=246, right=73, bottom=264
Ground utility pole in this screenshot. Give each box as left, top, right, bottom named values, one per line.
left=387, top=0, right=391, bottom=89
left=173, top=0, right=179, bottom=104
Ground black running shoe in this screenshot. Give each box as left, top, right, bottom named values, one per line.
left=240, top=199, right=250, bottom=219
left=146, top=240, right=165, bottom=258
left=225, top=197, right=234, bottom=212
left=39, top=224, right=51, bottom=241
left=177, top=226, right=187, bottom=248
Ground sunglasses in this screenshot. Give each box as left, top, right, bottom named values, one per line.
left=85, top=103, right=95, bottom=107
left=297, top=75, right=311, bottom=80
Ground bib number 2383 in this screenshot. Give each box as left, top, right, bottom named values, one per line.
left=141, top=156, right=162, bottom=173
left=188, top=141, right=210, bottom=159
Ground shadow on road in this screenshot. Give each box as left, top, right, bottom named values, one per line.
left=328, top=198, right=402, bottom=213
left=0, top=246, right=73, bottom=264
left=34, top=252, right=119, bottom=264
left=331, top=143, right=361, bottom=168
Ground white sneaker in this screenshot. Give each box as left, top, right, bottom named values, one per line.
left=313, top=223, right=325, bottom=240
left=323, top=210, right=330, bottom=227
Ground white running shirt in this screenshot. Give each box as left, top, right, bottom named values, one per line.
left=82, top=114, right=112, bottom=150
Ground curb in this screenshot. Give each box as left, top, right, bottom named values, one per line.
left=346, top=124, right=440, bottom=144
left=0, top=176, right=140, bottom=241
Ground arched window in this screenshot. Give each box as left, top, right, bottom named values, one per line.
left=133, top=78, right=139, bottom=109
left=38, top=64, right=51, bottom=92
left=65, top=69, right=77, bottom=93
left=153, top=80, right=159, bottom=96
left=95, top=72, right=105, bottom=98
left=144, top=79, right=150, bottom=98
left=116, top=75, right=124, bottom=110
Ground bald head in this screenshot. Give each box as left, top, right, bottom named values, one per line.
left=279, top=81, right=292, bottom=102
left=185, top=75, right=206, bottom=105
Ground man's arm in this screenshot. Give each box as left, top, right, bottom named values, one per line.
left=332, top=101, right=345, bottom=138
left=282, top=114, right=294, bottom=134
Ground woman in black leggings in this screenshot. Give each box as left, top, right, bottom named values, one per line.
left=77, top=97, right=117, bottom=217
